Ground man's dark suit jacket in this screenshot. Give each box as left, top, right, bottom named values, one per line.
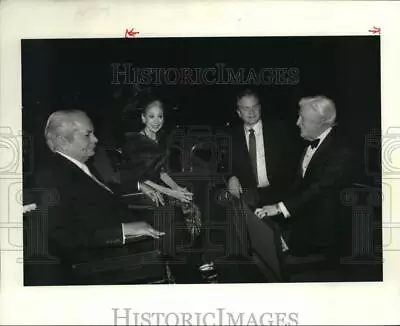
left=32, top=152, right=142, bottom=266
left=282, top=127, right=354, bottom=254
left=231, top=119, right=301, bottom=206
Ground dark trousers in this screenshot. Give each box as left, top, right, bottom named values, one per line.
left=266, top=215, right=340, bottom=266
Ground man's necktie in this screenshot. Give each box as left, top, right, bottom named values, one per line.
left=307, top=138, right=320, bottom=149
left=248, top=128, right=258, bottom=182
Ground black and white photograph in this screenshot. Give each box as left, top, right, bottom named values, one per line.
left=3, top=1, right=400, bottom=325
left=21, top=36, right=383, bottom=286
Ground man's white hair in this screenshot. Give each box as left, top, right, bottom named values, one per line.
left=299, top=96, right=337, bottom=126
left=44, top=110, right=88, bottom=152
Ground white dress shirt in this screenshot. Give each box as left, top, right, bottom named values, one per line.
left=244, top=120, right=270, bottom=188
left=278, top=127, right=333, bottom=218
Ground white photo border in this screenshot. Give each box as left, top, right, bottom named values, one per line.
left=0, top=1, right=399, bottom=325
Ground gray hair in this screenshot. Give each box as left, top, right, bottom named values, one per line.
left=299, top=96, right=337, bottom=126
left=44, top=110, right=88, bottom=152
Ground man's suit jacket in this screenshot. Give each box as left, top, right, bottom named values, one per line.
left=231, top=119, right=301, bottom=205
left=33, top=152, right=141, bottom=265
left=283, top=127, right=354, bottom=251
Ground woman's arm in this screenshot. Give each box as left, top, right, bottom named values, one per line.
left=144, top=180, right=174, bottom=195
left=160, top=172, right=180, bottom=189
left=144, top=180, right=193, bottom=203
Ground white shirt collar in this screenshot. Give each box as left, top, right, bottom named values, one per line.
left=244, top=119, right=262, bottom=134
left=55, top=151, right=90, bottom=174
left=313, top=127, right=333, bottom=149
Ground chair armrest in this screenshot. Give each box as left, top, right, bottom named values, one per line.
left=128, top=204, right=156, bottom=210
left=121, top=192, right=157, bottom=210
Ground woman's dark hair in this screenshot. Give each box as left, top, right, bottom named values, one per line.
left=138, top=95, right=164, bottom=115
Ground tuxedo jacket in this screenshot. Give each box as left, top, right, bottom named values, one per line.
left=231, top=119, right=301, bottom=204
left=32, top=152, right=141, bottom=265
left=283, top=127, right=354, bottom=249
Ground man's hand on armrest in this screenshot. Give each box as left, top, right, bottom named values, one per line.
left=254, top=203, right=289, bottom=219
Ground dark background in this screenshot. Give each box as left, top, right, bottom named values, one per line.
left=21, top=36, right=381, bottom=185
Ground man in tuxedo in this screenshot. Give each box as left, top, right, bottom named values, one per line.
left=228, top=88, right=300, bottom=208
left=32, top=110, right=166, bottom=283
left=255, top=96, right=353, bottom=258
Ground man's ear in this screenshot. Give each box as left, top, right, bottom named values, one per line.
left=141, top=114, right=146, bottom=124
left=56, top=135, right=69, bottom=148
left=236, top=109, right=242, bottom=119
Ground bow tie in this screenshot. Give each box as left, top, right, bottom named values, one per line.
left=307, top=139, right=320, bottom=149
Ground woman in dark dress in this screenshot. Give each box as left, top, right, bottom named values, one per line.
left=119, top=99, right=217, bottom=282
left=120, top=99, right=201, bottom=238
left=128, top=102, right=192, bottom=203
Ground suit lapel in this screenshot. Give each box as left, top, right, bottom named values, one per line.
left=262, top=122, right=270, bottom=171
left=298, top=146, right=308, bottom=176
left=87, top=159, right=106, bottom=183
left=289, top=145, right=307, bottom=189
left=238, top=126, right=251, bottom=164
left=54, top=153, right=112, bottom=195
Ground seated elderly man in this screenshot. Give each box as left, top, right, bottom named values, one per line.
left=32, top=109, right=167, bottom=284
left=255, top=96, right=354, bottom=262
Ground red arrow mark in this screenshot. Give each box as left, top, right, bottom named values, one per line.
left=125, top=28, right=140, bottom=38
left=368, top=26, right=381, bottom=34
